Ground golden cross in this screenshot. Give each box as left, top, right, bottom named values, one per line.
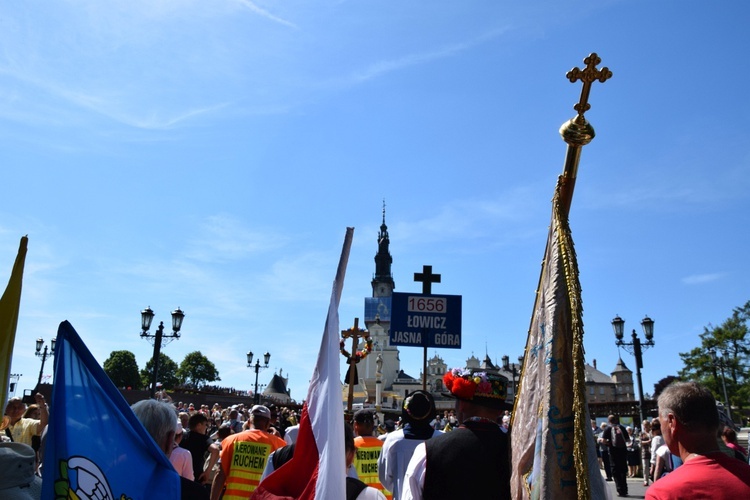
left=566, top=53, right=612, bottom=117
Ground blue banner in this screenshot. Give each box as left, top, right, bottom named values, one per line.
left=364, top=296, right=391, bottom=322
left=42, top=321, right=180, bottom=499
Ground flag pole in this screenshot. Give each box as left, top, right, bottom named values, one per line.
left=511, top=53, right=612, bottom=500
left=519, top=52, right=612, bottom=378
left=557, top=53, right=612, bottom=218
left=517, top=51, right=611, bottom=386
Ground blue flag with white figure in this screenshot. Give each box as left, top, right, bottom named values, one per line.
left=42, top=321, right=180, bottom=499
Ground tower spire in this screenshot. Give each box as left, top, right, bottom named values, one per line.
left=372, top=200, right=395, bottom=297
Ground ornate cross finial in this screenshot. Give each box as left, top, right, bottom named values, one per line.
left=566, top=53, right=612, bottom=116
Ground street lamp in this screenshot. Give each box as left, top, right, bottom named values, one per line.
left=35, top=338, right=56, bottom=386
left=140, top=306, right=185, bottom=399
left=709, top=348, right=732, bottom=423
left=9, top=373, right=21, bottom=396
left=247, top=351, right=271, bottom=404
left=501, top=354, right=524, bottom=402
left=612, top=315, right=655, bottom=429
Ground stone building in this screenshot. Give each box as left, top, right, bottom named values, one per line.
left=584, top=358, right=634, bottom=403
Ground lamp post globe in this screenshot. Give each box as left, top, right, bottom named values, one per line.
left=611, top=315, right=655, bottom=429
left=140, top=307, right=185, bottom=399
left=248, top=350, right=271, bottom=404
left=34, top=338, right=56, bottom=386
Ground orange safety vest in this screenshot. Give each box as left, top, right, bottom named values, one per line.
left=353, top=435, right=392, bottom=500
left=220, top=430, right=286, bottom=499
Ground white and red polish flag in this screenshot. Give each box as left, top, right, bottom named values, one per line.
left=252, top=227, right=352, bottom=500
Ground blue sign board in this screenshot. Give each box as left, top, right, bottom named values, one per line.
left=389, top=292, right=462, bottom=349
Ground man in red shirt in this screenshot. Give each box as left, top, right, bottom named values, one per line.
left=646, top=381, right=750, bottom=500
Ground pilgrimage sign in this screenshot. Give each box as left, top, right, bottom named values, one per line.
left=389, top=265, right=462, bottom=389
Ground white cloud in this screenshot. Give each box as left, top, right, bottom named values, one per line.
left=233, top=0, right=297, bottom=28
left=259, top=251, right=342, bottom=301
left=681, top=273, right=724, bottom=285
left=338, top=27, right=509, bottom=86
left=393, top=188, right=542, bottom=248
left=184, top=215, right=289, bottom=262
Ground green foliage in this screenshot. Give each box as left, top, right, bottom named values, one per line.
left=678, top=300, right=750, bottom=415
left=177, top=351, right=221, bottom=388
left=103, top=350, right=141, bottom=389
left=140, top=353, right=180, bottom=390
left=652, top=375, right=680, bottom=400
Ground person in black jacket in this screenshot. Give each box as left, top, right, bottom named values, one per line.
left=601, top=414, right=629, bottom=497
left=401, top=368, right=512, bottom=500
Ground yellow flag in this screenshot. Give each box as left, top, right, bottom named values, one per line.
left=510, top=182, right=605, bottom=499
left=0, top=236, right=28, bottom=406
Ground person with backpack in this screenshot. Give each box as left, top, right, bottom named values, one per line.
left=602, top=414, right=630, bottom=497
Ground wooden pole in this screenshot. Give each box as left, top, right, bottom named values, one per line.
left=344, top=318, right=362, bottom=413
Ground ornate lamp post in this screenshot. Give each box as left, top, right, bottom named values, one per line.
left=247, top=351, right=270, bottom=404
left=501, top=354, right=523, bottom=402
left=709, top=348, right=732, bottom=423
left=612, top=315, right=655, bottom=428
left=140, top=306, right=185, bottom=399
left=35, top=338, right=56, bottom=386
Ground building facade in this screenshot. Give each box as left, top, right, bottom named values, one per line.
left=584, top=358, right=635, bottom=403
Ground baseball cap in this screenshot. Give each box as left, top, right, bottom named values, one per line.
left=251, top=405, right=271, bottom=419
left=354, top=409, right=374, bottom=424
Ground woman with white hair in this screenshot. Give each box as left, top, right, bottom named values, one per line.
left=131, top=400, right=208, bottom=500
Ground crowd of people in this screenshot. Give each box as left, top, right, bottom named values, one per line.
left=2, top=378, right=750, bottom=499
left=592, top=382, right=750, bottom=499
left=163, top=369, right=513, bottom=500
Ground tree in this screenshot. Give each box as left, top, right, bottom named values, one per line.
left=652, top=375, right=680, bottom=400
left=678, top=300, right=750, bottom=416
left=103, top=350, right=141, bottom=389
left=140, top=353, right=180, bottom=390
left=177, top=351, right=220, bottom=388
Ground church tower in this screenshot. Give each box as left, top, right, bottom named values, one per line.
left=363, top=202, right=401, bottom=394
left=611, top=357, right=635, bottom=402
left=372, top=202, right=395, bottom=297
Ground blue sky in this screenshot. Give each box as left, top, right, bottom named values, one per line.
left=1, top=1, right=748, bottom=403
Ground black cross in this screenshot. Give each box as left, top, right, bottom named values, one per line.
left=414, top=265, right=441, bottom=294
